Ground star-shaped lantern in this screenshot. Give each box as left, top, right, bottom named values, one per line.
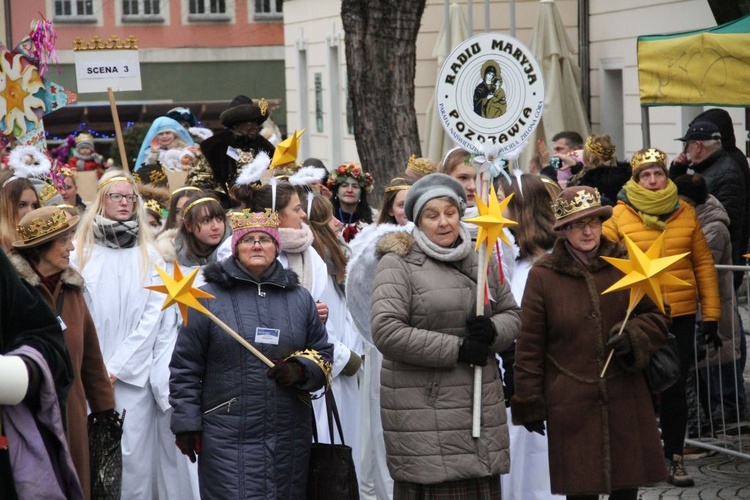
left=601, top=232, right=691, bottom=313
left=146, top=263, right=214, bottom=324
left=464, top=185, right=518, bottom=262
left=271, top=128, right=305, bottom=169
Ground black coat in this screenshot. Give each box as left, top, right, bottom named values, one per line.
left=568, top=162, right=632, bottom=206
left=200, top=129, right=275, bottom=193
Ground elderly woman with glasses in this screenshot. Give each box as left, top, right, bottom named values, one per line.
left=71, top=169, right=167, bottom=499
left=511, top=186, right=670, bottom=500
left=602, top=148, right=720, bottom=488
left=169, top=209, right=332, bottom=498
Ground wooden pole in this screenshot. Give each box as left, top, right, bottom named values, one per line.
left=107, top=87, right=130, bottom=173
left=205, top=310, right=275, bottom=368
left=472, top=170, right=491, bottom=438
left=600, top=288, right=644, bottom=378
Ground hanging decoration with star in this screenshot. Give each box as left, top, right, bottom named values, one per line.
left=0, top=18, right=75, bottom=152
left=146, top=263, right=274, bottom=367
left=599, top=233, right=691, bottom=377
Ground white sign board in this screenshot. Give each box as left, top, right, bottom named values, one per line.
left=436, top=33, right=545, bottom=155
left=74, top=50, right=142, bottom=93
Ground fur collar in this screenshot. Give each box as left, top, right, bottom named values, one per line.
left=9, top=252, right=84, bottom=290
left=203, top=257, right=300, bottom=290
left=535, top=237, right=625, bottom=278
left=155, top=228, right=179, bottom=263
left=376, top=231, right=416, bottom=259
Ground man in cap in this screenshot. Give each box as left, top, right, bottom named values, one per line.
left=672, top=120, right=746, bottom=277
left=186, top=95, right=275, bottom=207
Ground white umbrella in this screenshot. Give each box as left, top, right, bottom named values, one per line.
left=423, top=3, right=469, bottom=164
left=521, top=0, right=590, bottom=170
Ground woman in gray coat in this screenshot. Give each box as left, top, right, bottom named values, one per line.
left=169, top=210, right=333, bottom=499
left=371, top=174, right=521, bottom=499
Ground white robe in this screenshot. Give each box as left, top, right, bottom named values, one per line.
left=501, top=255, right=562, bottom=500
left=71, top=243, right=165, bottom=499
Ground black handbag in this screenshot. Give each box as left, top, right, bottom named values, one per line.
left=88, top=409, right=125, bottom=500
left=307, top=391, right=360, bottom=500
left=645, top=334, right=681, bottom=393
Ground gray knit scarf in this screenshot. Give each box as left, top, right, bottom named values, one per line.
left=93, top=215, right=139, bottom=249
left=412, top=223, right=472, bottom=262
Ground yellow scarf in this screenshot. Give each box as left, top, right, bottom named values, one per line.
left=622, top=179, right=679, bottom=230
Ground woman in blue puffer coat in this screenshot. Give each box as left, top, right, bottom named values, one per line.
left=169, top=209, right=333, bottom=498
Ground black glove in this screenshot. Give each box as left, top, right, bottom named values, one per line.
left=466, top=315, right=496, bottom=344
left=175, top=432, right=202, bottom=463
left=524, top=420, right=546, bottom=436
left=702, top=321, right=722, bottom=349
left=458, top=338, right=491, bottom=366
left=267, top=359, right=306, bottom=388
left=606, top=333, right=632, bottom=357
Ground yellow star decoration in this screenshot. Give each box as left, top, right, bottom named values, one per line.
left=271, top=128, right=305, bottom=169
left=464, top=185, right=518, bottom=262
left=146, top=263, right=214, bottom=325
left=601, top=233, right=691, bottom=313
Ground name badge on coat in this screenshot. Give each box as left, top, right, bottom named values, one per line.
left=255, top=327, right=280, bottom=345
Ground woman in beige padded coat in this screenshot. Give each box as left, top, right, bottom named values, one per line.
left=371, top=174, right=521, bottom=499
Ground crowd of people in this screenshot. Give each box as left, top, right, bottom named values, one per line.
left=0, top=98, right=747, bottom=500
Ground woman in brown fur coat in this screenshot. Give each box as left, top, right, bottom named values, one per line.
left=511, top=186, right=669, bottom=500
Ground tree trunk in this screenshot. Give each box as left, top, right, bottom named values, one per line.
left=341, top=0, right=426, bottom=204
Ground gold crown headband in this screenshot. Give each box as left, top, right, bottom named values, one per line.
left=584, top=136, right=616, bottom=161
left=17, top=208, right=69, bottom=243
left=135, top=168, right=167, bottom=185
left=406, top=155, right=436, bottom=175
left=183, top=197, right=220, bottom=217
left=552, top=188, right=603, bottom=220
left=229, top=209, right=279, bottom=232
left=170, top=186, right=202, bottom=200
left=98, top=176, right=134, bottom=192
left=144, top=199, right=162, bottom=214
left=39, top=183, right=59, bottom=204
left=630, top=148, right=667, bottom=170
left=384, top=184, right=410, bottom=193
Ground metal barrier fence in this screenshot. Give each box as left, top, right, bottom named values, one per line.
left=684, top=264, right=749, bottom=460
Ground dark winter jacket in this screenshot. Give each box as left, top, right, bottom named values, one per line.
left=511, top=238, right=669, bottom=495
left=169, top=257, right=332, bottom=499
left=690, top=150, right=745, bottom=268
left=568, top=162, right=632, bottom=206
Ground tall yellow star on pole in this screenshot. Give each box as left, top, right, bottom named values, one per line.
left=271, top=128, right=305, bottom=169
left=145, top=263, right=275, bottom=367
left=600, top=233, right=691, bottom=313
left=464, top=185, right=518, bottom=262
left=146, top=263, right=214, bottom=324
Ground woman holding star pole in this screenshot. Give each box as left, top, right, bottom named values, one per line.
left=371, top=173, right=520, bottom=498
left=169, top=209, right=333, bottom=498
left=511, top=185, right=670, bottom=500
left=602, top=148, right=720, bottom=488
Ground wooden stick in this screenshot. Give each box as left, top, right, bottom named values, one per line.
left=205, top=310, right=275, bottom=368
left=472, top=170, right=491, bottom=438
left=600, top=303, right=636, bottom=378
left=107, top=87, right=130, bottom=173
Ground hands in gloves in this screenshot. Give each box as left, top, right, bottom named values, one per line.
left=702, top=321, right=722, bottom=349
left=458, top=338, right=491, bottom=366
left=465, top=315, right=497, bottom=344
left=176, top=432, right=202, bottom=463
left=524, top=420, right=546, bottom=436
left=606, top=333, right=632, bottom=358
left=267, top=359, right=306, bottom=388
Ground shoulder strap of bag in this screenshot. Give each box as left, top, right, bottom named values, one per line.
left=325, top=390, right=346, bottom=446
left=310, top=403, right=319, bottom=444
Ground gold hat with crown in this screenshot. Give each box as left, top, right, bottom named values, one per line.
left=229, top=208, right=279, bottom=232
left=630, top=148, right=667, bottom=171
left=38, top=182, right=59, bottom=204
left=551, top=186, right=613, bottom=230
left=144, top=198, right=162, bottom=215
left=13, top=207, right=81, bottom=249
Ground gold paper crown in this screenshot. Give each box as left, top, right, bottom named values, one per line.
left=144, top=198, right=162, bottom=214
left=58, top=166, right=76, bottom=178
left=630, top=148, right=667, bottom=171
left=406, top=155, right=436, bottom=175
left=229, top=209, right=279, bottom=232
left=584, top=136, right=616, bottom=161
left=384, top=177, right=411, bottom=193
left=285, top=349, right=333, bottom=391
left=553, top=188, right=603, bottom=220
left=258, top=98, right=268, bottom=116
left=39, top=183, right=59, bottom=204
left=134, top=167, right=167, bottom=186
left=17, top=209, right=69, bottom=243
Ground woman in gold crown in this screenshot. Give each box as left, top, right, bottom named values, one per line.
left=169, top=209, right=333, bottom=498
left=568, top=134, right=631, bottom=206
left=11, top=206, right=115, bottom=500
left=602, top=147, right=720, bottom=488
left=512, top=185, right=670, bottom=500
left=71, top=169, right=167, bottom=499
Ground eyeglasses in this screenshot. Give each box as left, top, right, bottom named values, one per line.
left=239, top=236, right=275, bottom=247
left=567, top=219, right=602, bottom=231
left=107, top=193, right=138, bottom=203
